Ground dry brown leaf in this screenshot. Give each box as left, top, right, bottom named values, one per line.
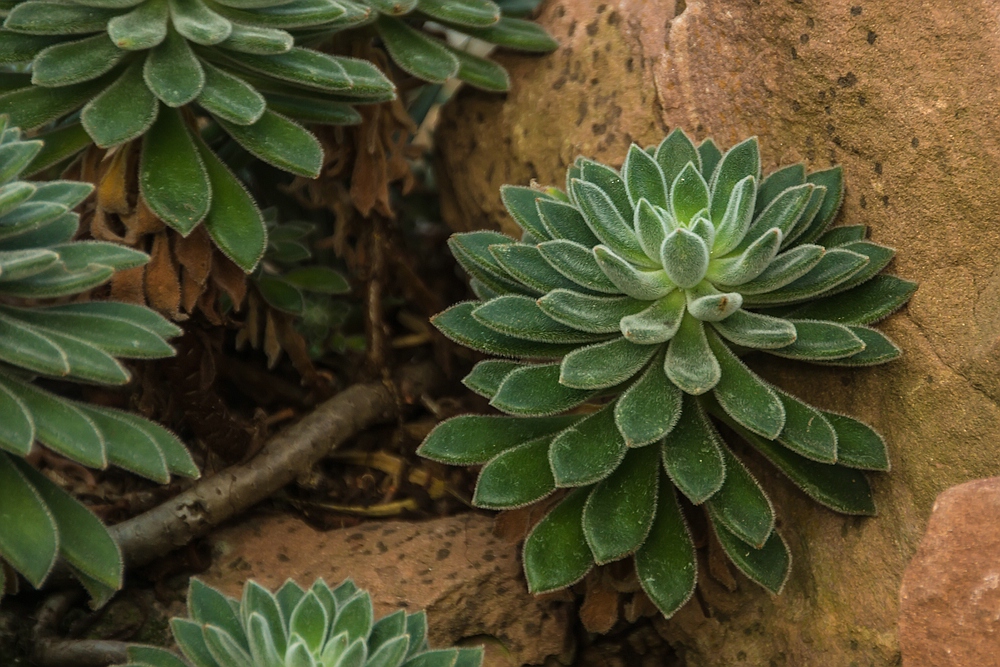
left=196, top=283, right=223, bottom=326
left=274, top=312, right=320, bottom=385
left=263, top=308, right=282, bottom=369
left=210, top=250, right=247, bottom=312
left=579, top=573, right=622, bottom=634
left=110, top=265, right=146, bottom=305
left=123, top=197, right=166, bottom=238
left=623, top=590, right=659, bottom=624
left=97, top=147, right=132, bottom=215
left=145, top=232, right=182, bottom=319
left=89, top=207, right=128, bottom=244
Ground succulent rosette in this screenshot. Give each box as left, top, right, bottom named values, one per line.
left=419, top=129, right=916, bottom=617
left=122, top=578, right=483, bottom=667
left=0, top=0, right=555, bottom=272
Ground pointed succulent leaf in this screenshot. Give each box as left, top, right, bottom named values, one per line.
left=491, top=363, right=594, bottom=416
left=0, top=380, right=33, bottom=455
left=197, top=63, right=266, bottom=125
left=661, top=227, right=709, bottom=288
left=824, top=411, right=889, bottom=471
left=740, top=183, right=814, bottom=249
left=0, top=452, right=58, bottom=587
left=81, top=62, right=159, bottom=148
left=0, top=77, right=108, bottom=131
left=404, top=611, right=427, bottom=658
left=490, top=244, right=582, bottom=293
left=289, top=591, right=328, bottom=652
left=782, top=184, right=826, bottom=247
left=500, top=185, right=553, bottom=241
left=654, top=128, right=700, bottom=193
left=189, top=578, right=247, bottom=647
left=593, top=245, right=674, bottom=300
left=538, top=289, right=647, bottom=334
left=815, top=325, right=900, bottom=366
left=712, top=176, right=757, bottom=257
left=472, top=294, right=606, bottom=343
left=474, top=435, right=555, bottom=509
left=661, top=395, right=725, bottom=504
left=796, top=166, right=844, bottom=244
left=817, top=224, right=867, bottom=247
left=635, top=484, right=696, bottom=618
left=623, top=143, right=667, bottom=208
left=773, top=391, right=837, bottom=463
left=171, top=618, right=223, bottom=667
left=614, top=353, right=682, bottom=446
left=786, top=274, right=917, bottom=325
left=685, top=283, right=742, bottom=322
left=549, top=404, right=626, bottom=487
left=0, top=182, right=36, bottom=218
left=367, top=608, right=405, bottom=655
left=522, top=487, right=593, bottom=593
left=619, top=290, right=685, bottom=344
left=755, top=164, right=805, bottom=215
left=462, top=359, right=520, bottom=398
left=736, top=244, right=825, bottom=295
left=139, top=108, right=209, bottom=234
left=664, top=314, right=720, bottom=395
left=330, top=591, right=373, bottom=644
left=169, top=0, right=233, bottom=45
left=741, top=248, right=869, bottom=306
left=537, top=197, right=599, bottom=246
left=705, top=446, right=774, bottom=547
left=449, top=231, right=529, bottom=295
left=22, top=123, right=92, bottom=177
left=823, top=240, right=896, bottom=293
left=274, top=579, right=306, bottom=624
left=263, top=93, right=361, bottom=125
left=144, top=27, right=204, bottom=106
left=432, top=302, right=578, bottom=359
left=767, top=319, right=865, bottom=361
left=246, top=613, right=283, bottom=667
left=31, top=34, right=125, bottom=87
left=376, top=16, right=459, bottom=83
left=203, top=623, right=254, bottom=667
left=713, top=523, right=790, bottom=595
left=218, top=110, right=322, bottom=178
left=419, top=0, right=500, bottom=26
left=210, top=0, right=349, bottom=30
left=708, top=330, right=785, bottom=438
left=670, top=162, right=709, bottom=224
left=709, top=136, right=760, bottom=223
left=722, top=414, right=876, bottom=515
left=193, top=135, right=266, bottom=271
left=575, top=159, right=631, bottom=221
left=284, top=639, right=315, bottom=667
left=108, top=0, right=168, bottom=49
left=710, top=309, right=796, bottom=349
left=5, top=1, right=121, bottom=34
left=460, top=16, right=558, bottom=52
left=634, top=198, right=668, bottom=260
left=401, top=649, right=457, bottom=667
left=572, top=179, right=648, bottom=266
left=582, top=445, right=659, bottom=564
left=559, top=336, right=658, bottom=390
left=708, top=228, right=782, bottom=286
left=221, top=23, right=294, bottom=54
left=75, top=404, right=168, bottom=482
left=5, top=305, right=174, bottom=359
left=366, top=635, right=409, bottom=667
left=537, top=239, right=618, bottom=293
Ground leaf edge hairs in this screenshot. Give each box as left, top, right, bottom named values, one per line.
left=419, top=129, right=916, bottom=619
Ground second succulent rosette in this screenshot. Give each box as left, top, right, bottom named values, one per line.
left=419, top=129, right=916, bottom=617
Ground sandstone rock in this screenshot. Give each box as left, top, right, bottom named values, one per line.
left=199, top=511, right=573, bottom=666
left=435, top=0, right=1000, bottom=664
left=898, top=477, right=1000, bottom=666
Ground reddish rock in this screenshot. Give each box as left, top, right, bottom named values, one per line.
left=199, top=511, right=573, bottom=666
left=899, top=477, right=1000, bottom=666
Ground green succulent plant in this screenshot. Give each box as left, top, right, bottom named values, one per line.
left=418, top=129, right=917, bottom=617
left=0, top=118, right=196, bottom=603
left=122, top=577, right=483, bottom=667
left=0, top=0, right=555, bottom=274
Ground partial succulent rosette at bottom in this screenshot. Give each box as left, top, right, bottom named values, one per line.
left=120, top=578, right=483, bottom=667
left=418, top=129, right=916, bottom=617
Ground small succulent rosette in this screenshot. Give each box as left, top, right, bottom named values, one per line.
left=122, top=578, right=483, bottom=667
left=419, top=129, right=916, bottom=617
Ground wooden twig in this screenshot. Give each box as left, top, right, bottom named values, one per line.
left=110, top=361, right=442, bottom=568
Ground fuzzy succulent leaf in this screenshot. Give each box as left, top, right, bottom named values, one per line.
left=424, top=133, right=913, bottom=611
left=0, top=122, right=193, bottom=599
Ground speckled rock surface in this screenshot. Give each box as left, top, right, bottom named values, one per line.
left=199, top=512, right=573, bottom=666
left=435, top=1, right=1000, bottom=664
left=898, top=477, right=1000, bottom=666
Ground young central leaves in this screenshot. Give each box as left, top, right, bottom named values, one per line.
left=421, top=129, right=917, bottom=619
left=0, top=120, right=196, bottom=604
left=123, top=577, right=484, bottom=667
left=0, top=0, right=557, bottom=272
